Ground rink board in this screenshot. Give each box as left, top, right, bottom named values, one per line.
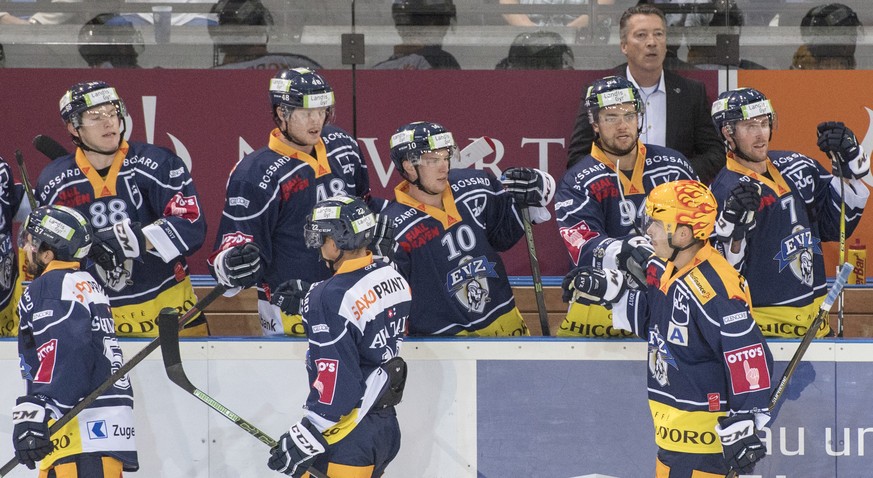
left=0, top=339, right=871, bottom=477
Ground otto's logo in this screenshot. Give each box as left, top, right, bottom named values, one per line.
left=163, top=193, right=201, bottom=223
left=314, top=358, right=338, bottom=405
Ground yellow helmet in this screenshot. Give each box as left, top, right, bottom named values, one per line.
left=645, top=180, right=717, bottom=241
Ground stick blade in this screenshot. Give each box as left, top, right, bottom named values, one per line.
left=454, top=136, right=495, bottom=169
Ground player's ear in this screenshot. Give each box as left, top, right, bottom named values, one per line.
left=66, top=122, right=79, bottom=138
left=402, top=160, right=417, bottom=180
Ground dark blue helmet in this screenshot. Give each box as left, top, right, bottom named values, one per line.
left=710, top=87, right=776, bottom=142
left=22, top=205, right=93, bottom=261
left=269, top=68, right=334, bottom=126
left=389, top=121, right=457, bottom=178
left=59, top=81, right=126, bottom=128
left=584, top=76, right=644, bottom=125
left=304, top=196, right=376, bottom=251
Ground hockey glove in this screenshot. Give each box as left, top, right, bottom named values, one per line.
left=717, top=182, right=762, bottom=242
left=501, top=167, right=556, bottom=208
left=369, top=213, right=396, bottom=261
left=716, top=414, right=767, bottom=475
left=267, top=418, right=328, bottom=477
left=271, top=279, right=311, bottom=316
left=602, top=236, right=653, bottom=288
left=817, top=121, right=869, bottom=179
left=11, top=396, right=53, bottom=469
left=561, top=266, right=626, bottom=306
left=90, top=218, right=146, bottom=270
left=213, top=243, right=261, bottom=288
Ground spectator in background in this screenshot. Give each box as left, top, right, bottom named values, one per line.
left=78, top=14, right=143, bottom=68
left=209, top=0, right=321, bottom=69
left=792, top=3, right=862, bottom=70
left=567, top=4, right=723, bottom=184
left=373, top=0, right=461, bottom=70
left=495, top=30, right=574, bottom=69
left=685, top=0, right=766, bottom=70
left=499, top=0, right=615, bottom=29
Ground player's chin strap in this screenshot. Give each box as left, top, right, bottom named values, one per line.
left=725, top=124, right=773, bottom=164
left=666, top=230, right=699, bottom=263
left=73, top=115, right=126, bottom=156
left=321, top=249, right=344, bottom=272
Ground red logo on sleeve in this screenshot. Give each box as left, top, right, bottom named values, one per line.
left=34, top=339, right=58, bottom=384
left=707, top=393, right=721, bottom=412
left=208, top=232, right=255, bottom=265
left=313, top=358, right=339, bottom=405
left=559, top=221, right=600, bottom=265
left=724, top=343, right=771, bottom=395
left=163, top=193, right=201, bottom=223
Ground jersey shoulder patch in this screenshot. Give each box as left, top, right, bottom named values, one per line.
left=684, top=269, right=715, bottom=305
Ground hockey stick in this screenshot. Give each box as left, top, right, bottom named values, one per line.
left=0, top=285, right=226, bottom=477
left=157, top=310, right=331, bottom=478
left=832, top=152, right=847, bottom=337
left=13, top=150, right=37, bottom=210
left=724, top=262, right=853, bottom=478
left=521, top=208, right=550, bottom=336
left=453, top=136, right=495, bottom=169
left=32, top=135, right=69, bottom=161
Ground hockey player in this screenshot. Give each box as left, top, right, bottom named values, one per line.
left=380, top=121, right=554, bottom=336
left=563, top=180, right=772, bottom=476
left=13, top=205, right=138, bottom=476
left=210, top=67, right=387, bottom=337
left=266, top=196, right=411, bottom=478
left=709, top=87, right=869, bottom=337
left=0, top=155, right=25, bottom=337
left=37, top=80, right=207, bottom=337
left=554, top=76, right=697, bottom=337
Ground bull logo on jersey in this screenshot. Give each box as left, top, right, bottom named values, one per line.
left=648, top=325, right=678, bottom=387
left=462, top=194, right=488, bottom=229
left=124, top=175, right=143, bottom=210
left=94, top=260, right=134, bottom=293
left=773, top=226, right=820, bottom=286
left=446, top=255, right=497, bottom=313
left=0, top=234, right=13, bottom=290
left=103, top=336, right=130, bottom=390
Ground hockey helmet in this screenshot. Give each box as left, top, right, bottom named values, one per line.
left=21, top=205, right=93, bottom=261
left=269, top=68, right=334, bottom=122
left=389, top=121, right=457, bottom=175
left=59, top=81, right=126, bottom=128
left=392, top=0, right=456, bottom=27
left=496, top=31, right=574, bottom=70
left=644, top=180, right=717, bottom=241
left=801, top=3, right=860, bottom=61
left=304, top=196, right=376, bottom=251
left=209, top=0, right=273, bottom=43
left=710, top=87, right=776, bottom=142
left=78, top=14, right=143, bottom=68
left=584, top=76, right=644, bottom=125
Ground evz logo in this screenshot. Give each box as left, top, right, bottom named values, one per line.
left=462, top=194, right=488, bottom=229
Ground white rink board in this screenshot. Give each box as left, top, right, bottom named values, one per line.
left=0, top=339, right=868, bottom=477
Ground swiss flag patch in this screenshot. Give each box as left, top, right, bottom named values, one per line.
left=559, top=221, right=600, bottom=265
left=34, top=339, right=58, bottom=384
left=724, top=343, right=771, bottom=395
left=164, top=193, right=201, bottom=223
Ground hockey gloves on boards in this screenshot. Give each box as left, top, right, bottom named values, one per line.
left=716, top=414, right=767, bottom=474
left=89, top=218, right=145, bottom=271
left=501, top=167, right=556, bottom=223
left=213, top=243, right=261, bottom=288
left=11, top=396, right=53, bottom=469
left=369, top=213, right=396, bottom=262
left=817, top=121, right=869, bottom=179
left=267, top=418, right=328, bottom=477
left=271, top=279, right=311, bottom=316
left=716, top=181, right=761, bottom=242
left=561, top=266, right=626, bottom=307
